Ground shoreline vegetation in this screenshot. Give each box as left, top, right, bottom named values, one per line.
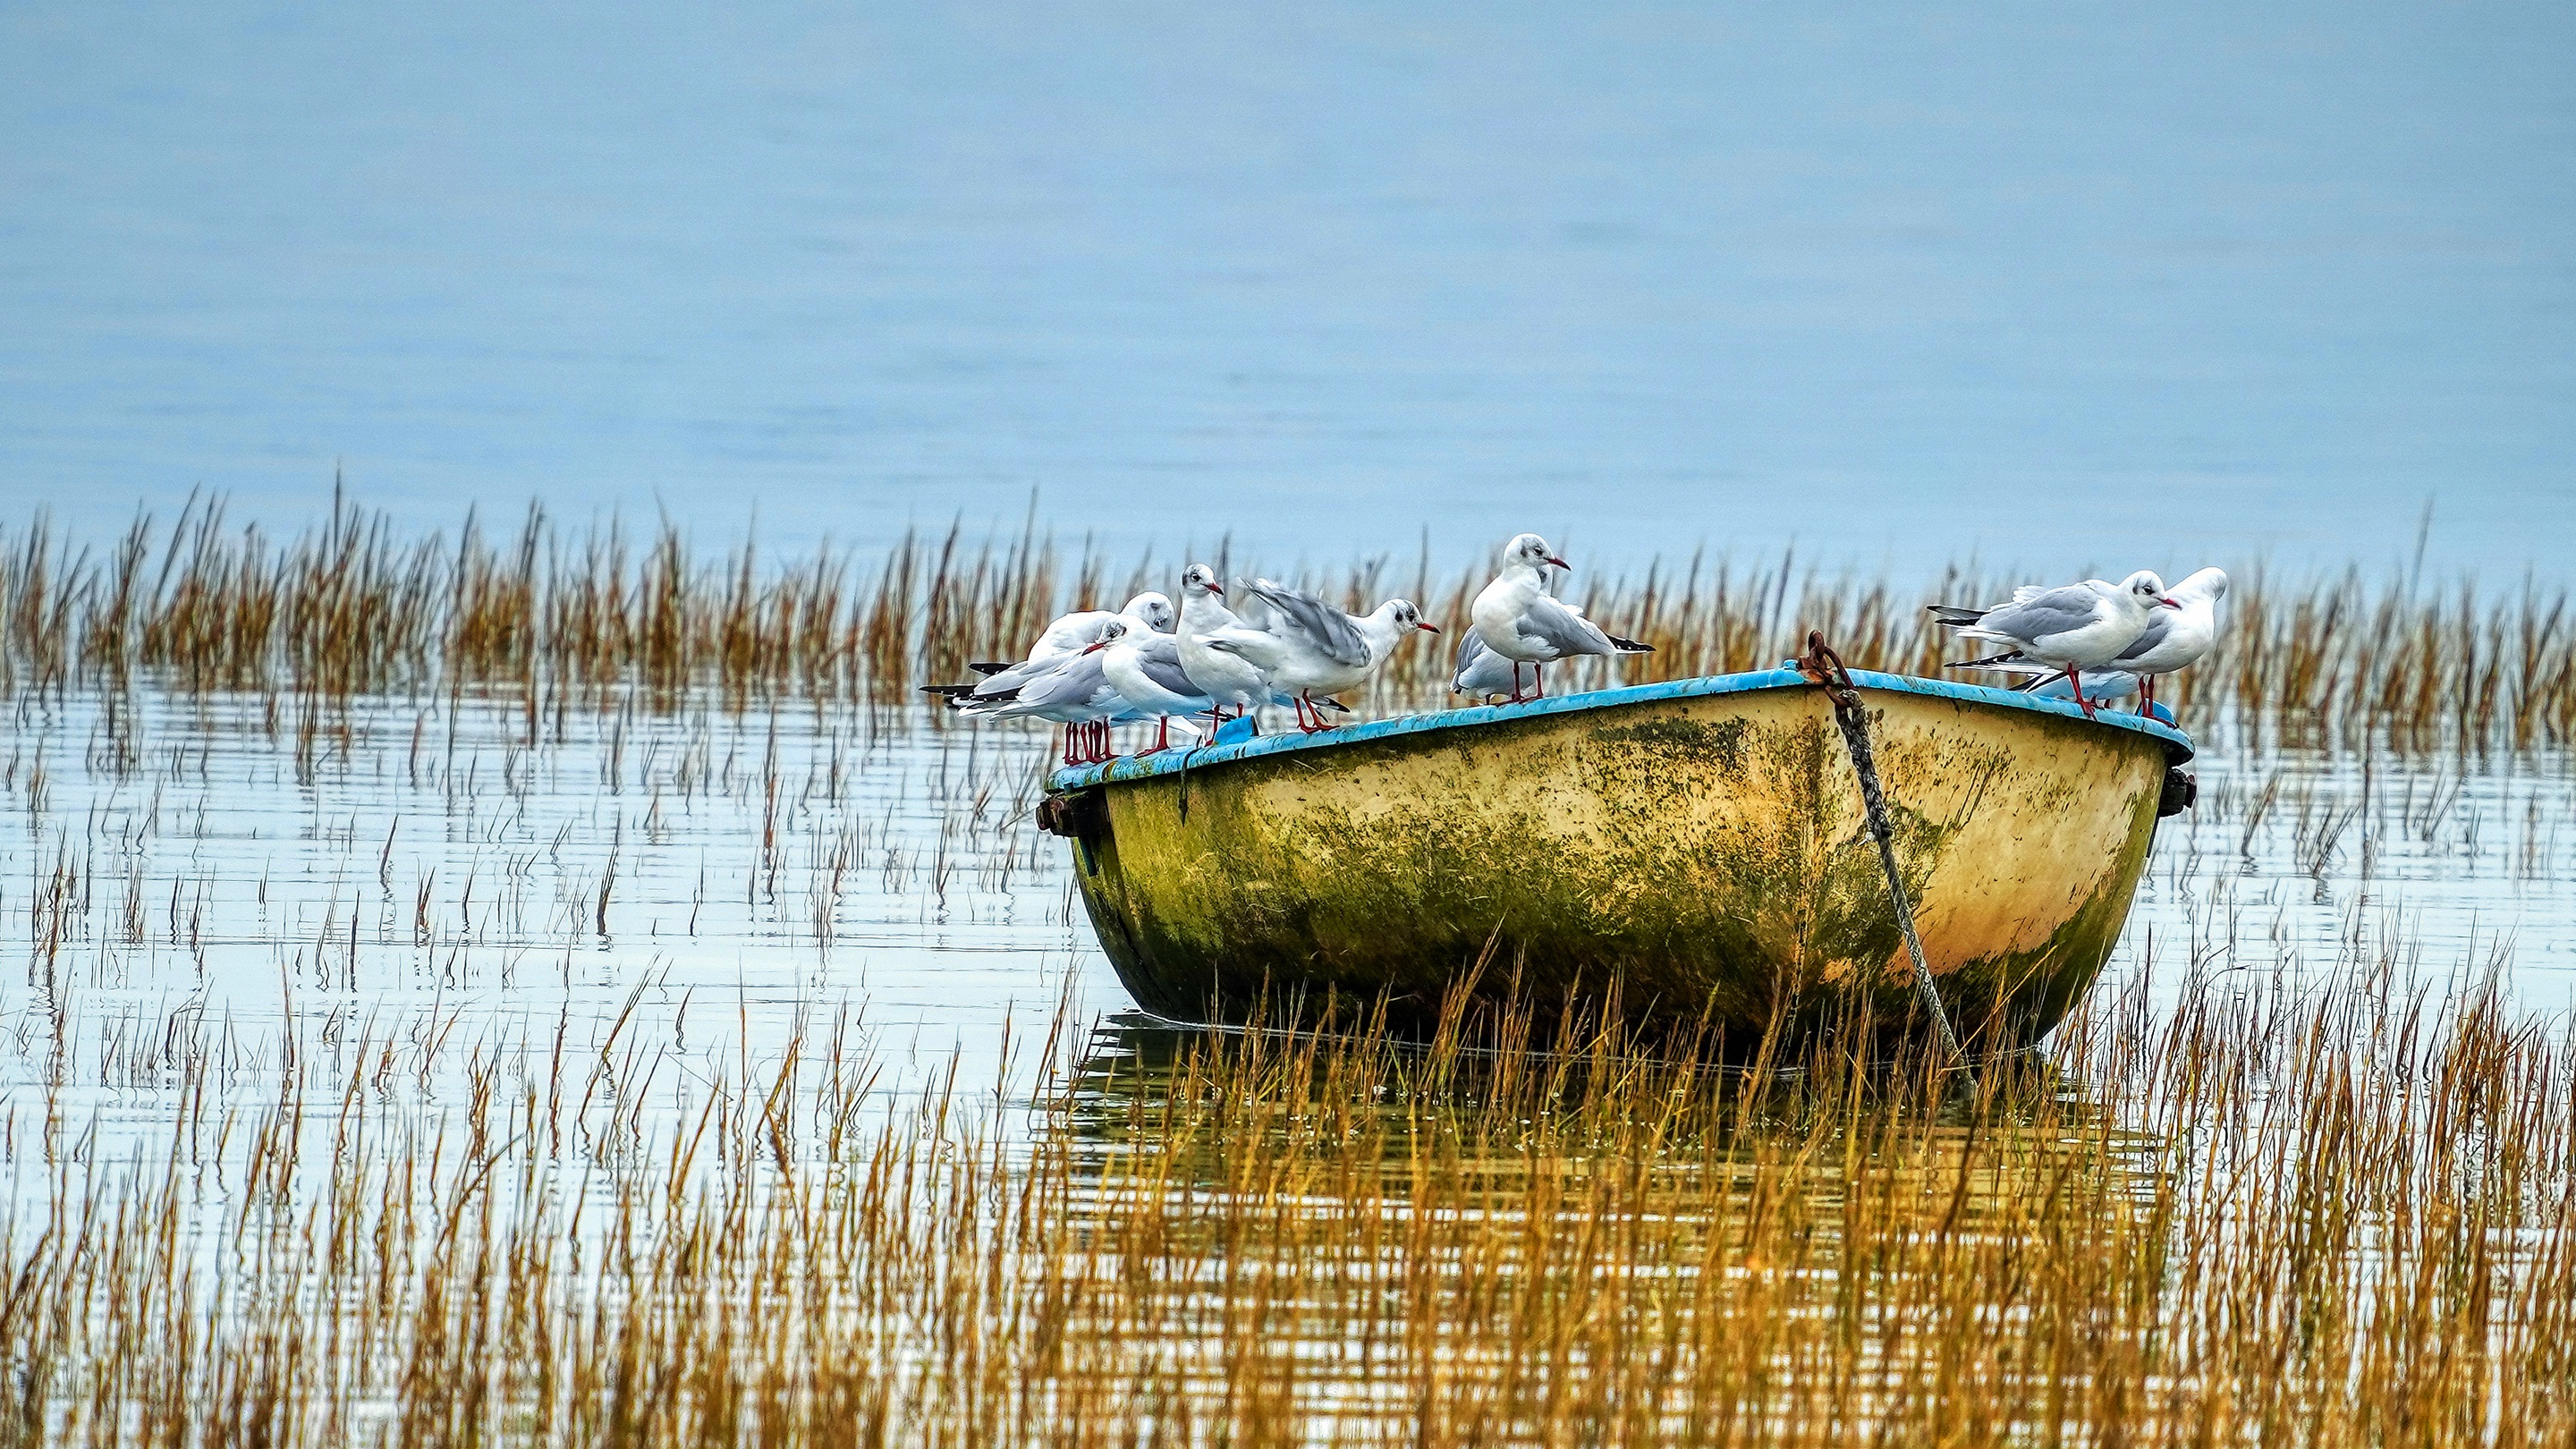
left=2, top=495, right=2569, bottom=751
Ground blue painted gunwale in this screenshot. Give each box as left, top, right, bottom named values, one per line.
left=1045, top=666, right=2196, bottom=793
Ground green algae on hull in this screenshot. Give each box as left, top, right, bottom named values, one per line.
left=1046, top=670, right=2189, bottom=1049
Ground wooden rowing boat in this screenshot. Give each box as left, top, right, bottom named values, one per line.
left=1038, top=666, right=2194, bottom=1048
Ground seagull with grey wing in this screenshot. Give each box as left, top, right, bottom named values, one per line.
left=951, top=638, right=1130, bottom=766
left=1467, top=533, right=1653, bottom=703
left=1097, top=620, right=1212, bottom=755
left=1930, top=571, right=2175, bottom=721
left=920, top=591, right=1175, bottom=704
left=1174, top=563, right=1275, bottom=734
left=1219, top=579, right=1441, bottom=732
left=1448, top=629, right=1523, bottom=702
left=2006, top=567, right=2228, bottom=716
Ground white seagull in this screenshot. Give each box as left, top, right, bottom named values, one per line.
left=1212, top=580, right=1441, bottom=731
left=1467, top=533, right=1653, bottom=702
left=1931, top=571, right=2175, bottom=721
left=922, top=591, right=1175, bottom=704
left=1174, top=564, right=1275, bottom=733
left=2024, top=670, right=2145, bottom=711
left=951, top=640, right=1129, bottom=766
left=1097, top=620, right=1213, bottom=755
left=2007, top=567, right=2227, bottom=715
left=1448, top=630, right=1524, bottom=702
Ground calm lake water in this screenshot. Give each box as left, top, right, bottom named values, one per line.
left=6, top=684, right=2572, bottom=1195
left=4, top=3, right=2572, bottom=575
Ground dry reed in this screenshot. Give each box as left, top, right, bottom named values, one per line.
left=0, top=947, right=2568, bottom=1445
left=3, top=496, right=2571, bottom=750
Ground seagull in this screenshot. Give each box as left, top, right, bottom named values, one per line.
left=1097, top=620, right=1213, bottom=755
left=1931, top=572, right=2174, bottom=721
left=1174, top=563, right=1274, bottom=734
left=2004, top=568, right=2227, bottom=715
left=1468, top=533, right=1653, bottom=702
left=920, top=592, right=1174, bottom=702
left=1215, top=580, right=1441, bottom=732
left=951, top=640, right=1129, bottom=766
left=2024, top=669, right=2144, bottom=710
left=1448, top=629, right=1524, bottom=702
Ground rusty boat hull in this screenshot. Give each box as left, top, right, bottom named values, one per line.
left=1041, top=667, right=2193, bottom=1048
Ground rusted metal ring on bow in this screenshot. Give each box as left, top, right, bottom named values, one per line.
left=1796, top=630, right=1866, bottom=717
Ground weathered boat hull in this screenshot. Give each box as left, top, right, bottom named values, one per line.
left=1043, top=669, right=2191, bottom=1048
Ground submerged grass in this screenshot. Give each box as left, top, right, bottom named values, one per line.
left=3, top=497, right=2571, bottom=750
left=1, top=953, right=2569, bottom=1445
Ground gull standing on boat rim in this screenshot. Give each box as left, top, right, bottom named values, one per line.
left=1097, top=618, right=1213, bottom=755
left=1207, top=579, right=1441, bottom=732
left=1465, top=533, right=1654, bottom=702
left=1448, top=629, right=1525, bottom=702
left=1931, top=572, right=2175, bottom=721
left=951, top=633, right=1130, bottom=766
left=919, top=591, right=1175, bottom=702
left=1174, top=564, right=1275, bottom=733
left=2016, top=567, right=2228, bottom=714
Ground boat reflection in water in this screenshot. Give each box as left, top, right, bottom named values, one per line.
left=1029, top=1009, right=2167, bottom=1438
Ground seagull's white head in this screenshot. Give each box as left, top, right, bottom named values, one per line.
left=1123, top=591, right=1176, bottom=631
left=1384, top=599, right=1440, bottom=635
left=1504, top=533, right=1569, bottom=571
left=1085, top=619, right=1129, bottom=654
left=1180, top=564, right=1224, bottom=599
left=2119, top=570, right=2180, bottom=608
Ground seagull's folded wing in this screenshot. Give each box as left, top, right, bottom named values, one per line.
left=1246, top=579, right=1370, bottom=667
left=1520, top=594, right=1618, bottom=657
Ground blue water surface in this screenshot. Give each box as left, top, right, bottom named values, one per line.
left=2, top=2, right=2570, bottom=576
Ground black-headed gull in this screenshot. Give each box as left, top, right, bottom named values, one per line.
left=1097, top=619, right=1212, bottom=756
left=1448, top=629, right=1523, bottom=702
left=1468, top=533, right=1653, bottom=702
left=2021, top=669, right=2145, bottom=710
left=1174, top=563, right=1273, bottom=733
left=2003, top=567, right=2227, bottom=714
left=951, top=641, right=1131, bottom=766
left=1216, top=580, right=1440, bottom=731
left=1931, top=572, right=2174, bottom=721
left=923, top=591, right=1175, bottom=703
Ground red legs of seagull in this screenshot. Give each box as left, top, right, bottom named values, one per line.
left=2067, top=666, right=2099, bottom=721
left=1135, top=716, right=1174, bottom=757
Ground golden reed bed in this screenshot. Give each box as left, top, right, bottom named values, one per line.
left=3, top=494, right=2569, bottom=751
left=4, top=962, right=2569, bottom=1445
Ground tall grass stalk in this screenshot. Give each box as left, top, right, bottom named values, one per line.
left=4, top=499, right=2570, bottom=750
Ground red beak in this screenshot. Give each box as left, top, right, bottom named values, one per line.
left=2158, top=596, right=2181, bottom=608
left=1081, top=640, right=1108, bottom=654
left=1207, top=581, right=1224, bottom=596
left=1416, top=622, right=1441, bottom=633
left=1546, top=556, right=1571, bottom=570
